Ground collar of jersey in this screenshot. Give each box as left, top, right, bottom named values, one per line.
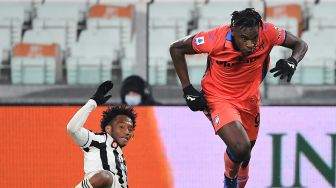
left=224, top=31, right=235, bottom=49
left=223, top=26, right=264, bottom=56
left=226, top=31, right=232, bottom=41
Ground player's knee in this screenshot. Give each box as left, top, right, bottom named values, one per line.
left=232, top=141, right=251, bottom=161
left=98, top=171, right=113, bottom=186
left=90, top=170, right=113, bottom=187
left=241, top=156, right=251, bottom=168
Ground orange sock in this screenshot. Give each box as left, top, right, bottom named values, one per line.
left=238, top=165, right=249, bottom=188
left=224, top=151, right=241, bottom=179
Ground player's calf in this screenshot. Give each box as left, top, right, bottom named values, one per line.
left=225, top=146, right=250, bottom=176
left=223, top=149, right=239, bottom=188
left=237, top=140, right=255, bottom=188
left=238, top=165, right=249, bottom=188
left=223, top=146, right=251, bottom=188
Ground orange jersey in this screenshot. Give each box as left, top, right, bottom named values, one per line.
left=192, top=22, right=286, bottom=103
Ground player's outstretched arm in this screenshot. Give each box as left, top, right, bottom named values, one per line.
left=66, top=81, right=113, bottom=146
left=270, top=32, right=308, bottom=82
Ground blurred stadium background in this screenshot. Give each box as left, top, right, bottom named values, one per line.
left=0, top=0, right=335, bottom=187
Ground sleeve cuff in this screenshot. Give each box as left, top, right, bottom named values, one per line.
left=280, top=30, right=287, bottom=46
left=87, top=99, right=98, bottom=109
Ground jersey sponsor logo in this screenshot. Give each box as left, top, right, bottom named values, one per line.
left=214, top=115, right=220, bottom=125
left=216, top=57, right=257, bottom=67
left=216, top=61, right=231, bottom=67
left=186, top=95, right=197, bottom=101
left=194, top=36, right=205, bottom=45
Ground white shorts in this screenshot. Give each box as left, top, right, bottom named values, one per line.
left=83, top=170, right=117, bottom=188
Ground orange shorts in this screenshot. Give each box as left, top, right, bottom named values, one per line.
left=203, top=96, right=260, bottom=141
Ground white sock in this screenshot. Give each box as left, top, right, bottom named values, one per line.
left=75, top=178, right=93, bottom=188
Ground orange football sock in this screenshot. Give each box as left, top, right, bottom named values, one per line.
left=224, top=150, right=241, bottom=179
left=238, top=165, right=249, bottom=188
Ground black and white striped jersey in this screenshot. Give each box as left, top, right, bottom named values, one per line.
left=81, top=132, right=128, bottom=188
left=66, top=100, right=129, bottom=188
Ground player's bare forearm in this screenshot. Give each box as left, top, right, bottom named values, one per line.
left=281, top=31, right=308, bottom=63
left=169, top=35, right=197, bottom=88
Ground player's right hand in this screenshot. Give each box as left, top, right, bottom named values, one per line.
left=91, top=80, right=113, bottom=105
left=183, top=84, right=207, bottom=111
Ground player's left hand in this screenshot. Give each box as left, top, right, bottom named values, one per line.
left=91, top=80, right=113, bottom=105
left=270, top=57, right=298, bottom=82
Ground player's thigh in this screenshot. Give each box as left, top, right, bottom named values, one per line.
left=240, top=108, right=260, bottom=141
left=206, top=99, right=242, bottom=132
left=216, top=120, right=250, bottom=156
left=206, top=100, right=250, bottom=156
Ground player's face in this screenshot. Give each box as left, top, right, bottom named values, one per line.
left=109, top=115, right=134, bottom=147
left=232, top=26, right=259, bottom=56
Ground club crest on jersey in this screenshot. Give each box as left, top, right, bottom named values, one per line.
left=214, top=115, right=220, bottom=125
left=194, top=36, right=205, bottom=45
left=111, top=141, right=118, bottom=148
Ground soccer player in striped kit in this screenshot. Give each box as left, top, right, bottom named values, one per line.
left=170, top=8, right=307, bottom=188
left=67, top=81, right=136, bottom=188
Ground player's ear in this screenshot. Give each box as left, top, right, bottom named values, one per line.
left=105, top=125, right=112, bottom=134
left=231, top=26, right=238, bottom=37
left=129, top=133, right=134, bottom=141
left=131, top=133, right=134, bottom=140
left=231, top=29, right=235, bottom=36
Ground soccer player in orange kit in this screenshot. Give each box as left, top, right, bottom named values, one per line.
left=169, top=8, right=308, bottom=188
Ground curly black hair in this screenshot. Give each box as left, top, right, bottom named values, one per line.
left=100, top=105, right=137, bottom=132
left=230, top=8, right=262, bottom=29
